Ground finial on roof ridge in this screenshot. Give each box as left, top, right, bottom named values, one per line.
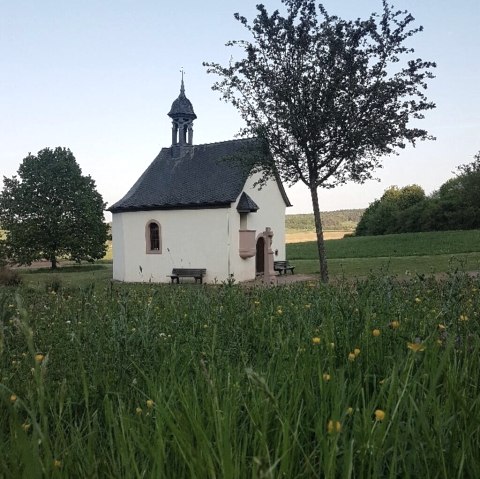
left=180, top=68, right=185, bottom=95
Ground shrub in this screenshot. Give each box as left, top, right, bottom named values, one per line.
left=0, top=267, right=22, bottom=286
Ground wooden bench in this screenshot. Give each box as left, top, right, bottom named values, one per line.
left=274, top=261, right=295, bottom=275
left=169, top=268, right=206, bottom=284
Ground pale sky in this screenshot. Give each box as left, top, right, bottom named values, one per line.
left=1, top=0, right=479, bottom=219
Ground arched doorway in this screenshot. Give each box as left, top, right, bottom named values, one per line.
left=256, top=237, right=265, bottom=274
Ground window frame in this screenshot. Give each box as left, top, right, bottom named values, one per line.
left=145, top=220, right=162, bottom=254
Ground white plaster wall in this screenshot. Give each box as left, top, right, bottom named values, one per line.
left=228, top=173, right=288, bottom=282
left=112, top=208, right=231, bottom=283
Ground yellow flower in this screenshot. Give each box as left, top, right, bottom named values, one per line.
left=146, top=399, right=154, bottom=409
left=346, top=407, right=354, bottom=415
left=372, top=329, right=381, bottom=337
left=354, top=348, right=361, bottom=357
left=389, top=321, right=400, bottom=329
left=327, top=420, right=342, bottom=433
left=438, top=324, right=446, bottom=331
left=304, top=303, right=311, bottom=309
left=415, top=297, right=421, bottom=303
left=312, top=337, right=321, bottom=345
left=348, top=352, right=356, bottom=362
left=407, top=342, right=426, bottom=352
left=459, top=314, right=468, bottom=322
left=374, top=409, right=386, bottom=421
left=135, top=407, right=143, bottom=415
left=322, top=373, right=331, bottom=381
left=329, top=342, right=335, bottom=349
left=34, top=354, right=45, bottom=363
left=53, top=459, right=62, bottom=468
left=10, top=394, right=17, bottom=403
left=254, top=301, right=260, bottom=305
left=277, top=308, right=283, bottom=315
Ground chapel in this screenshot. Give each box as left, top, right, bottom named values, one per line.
left=108, top=78, right=291, bottom=283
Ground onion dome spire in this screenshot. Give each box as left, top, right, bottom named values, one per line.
left=168, top=69, right=196, bottom=146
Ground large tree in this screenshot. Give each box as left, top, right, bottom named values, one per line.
left=204, top=0, right=436, bottom=282
left=0, top=147, right=108, bottom=269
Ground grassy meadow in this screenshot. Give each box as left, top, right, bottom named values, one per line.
left=287, top=229, right=480, bottom=278
left=1, top=230, right=480, bottom=477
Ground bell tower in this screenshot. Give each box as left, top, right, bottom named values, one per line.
left=167, top=71, right=197, bottom=146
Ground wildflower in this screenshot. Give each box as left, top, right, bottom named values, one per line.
left=459, top=314, right=468, bottom=322
left=146, top=399, right=154, bottom=409
left=34, top=354, right=45, bottom=364
left=135, top=407, right=143, bottom=416
left=53, top=459, right=62, bottom=468
left=374, top=409, right=386, bottom=421
left=438, top=324, right=446, bottom=331
left=277, top=308, right=283, bottom=315
left=348, top=352, right=356, bottom=362
left=389, top=321, right=400, bottom=330
left=322, top=373, right=331, bottom=381
left=304, top=304, right=311, bottom=309
left=407, top=342, right=426, bottom=352
left=353, top=348, right=361, bottom=357
left=327, top=420, right=342, bottom=433
left=415, top=297, right=421, bottom=303
left=329, top=342, right=335, bottom=349
left=346, top=407, right=354, bottom=415
left=254, top=300, right=260, bottom=306
left=10, top=394, right=17, bottom=403
left=312, top=337, right=321, bottom=345
left=372, top=329, right=381, bottom=337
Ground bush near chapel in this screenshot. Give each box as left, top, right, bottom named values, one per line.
left=0, top=147, right=108, bottom=269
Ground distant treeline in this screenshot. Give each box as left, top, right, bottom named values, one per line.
left=356, top=152, right=480, bottom=236
left=286, top=209, right=364, bottom=231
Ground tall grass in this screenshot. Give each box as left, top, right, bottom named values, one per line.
left=1, top=274, right=480, bottom=477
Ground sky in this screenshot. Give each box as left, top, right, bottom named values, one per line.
left=0, top=0, right=479, bottom=220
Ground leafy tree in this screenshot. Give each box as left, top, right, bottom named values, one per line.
left=355, top=185, right=426, bottom=235
left=0, top=147, right=108, bottom=269
left=205, top=0, right=436, bottom=282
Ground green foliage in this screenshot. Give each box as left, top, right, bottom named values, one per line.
left=0, top=147, right=108, bottom=268
left=356, top=152, right=480, bottom=236
left=1, top=275, right=480, bottom=477
left=286, top=210, right=364, bottom=232
left=205, top=0, right=435, bottom=282
left=356, top=185, right=427, bottom=235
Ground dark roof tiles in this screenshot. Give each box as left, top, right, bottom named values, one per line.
left=109, top=139, right=284, bottom=212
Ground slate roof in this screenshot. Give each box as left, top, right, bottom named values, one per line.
left=109, top=139, right=291, bottom=213
left=236, top=192, right=259, bottom=213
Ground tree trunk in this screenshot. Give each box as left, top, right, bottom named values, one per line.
left=309, top=186, right=329, bottom=283
left=50, top=255, right=57, bottom=270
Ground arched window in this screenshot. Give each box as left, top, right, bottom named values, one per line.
left=146, top=221, right=161, bottom=254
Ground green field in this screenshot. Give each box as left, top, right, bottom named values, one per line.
left=287, top=229, right=480, bottom=277
left=1, top=273, right=479, bottom=477
left=2, top=230, right=480, bottom=476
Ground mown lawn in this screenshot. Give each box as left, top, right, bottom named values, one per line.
left=1, top=274, right=479, bottom=477
left=287, top=229, right=480, bottom=277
